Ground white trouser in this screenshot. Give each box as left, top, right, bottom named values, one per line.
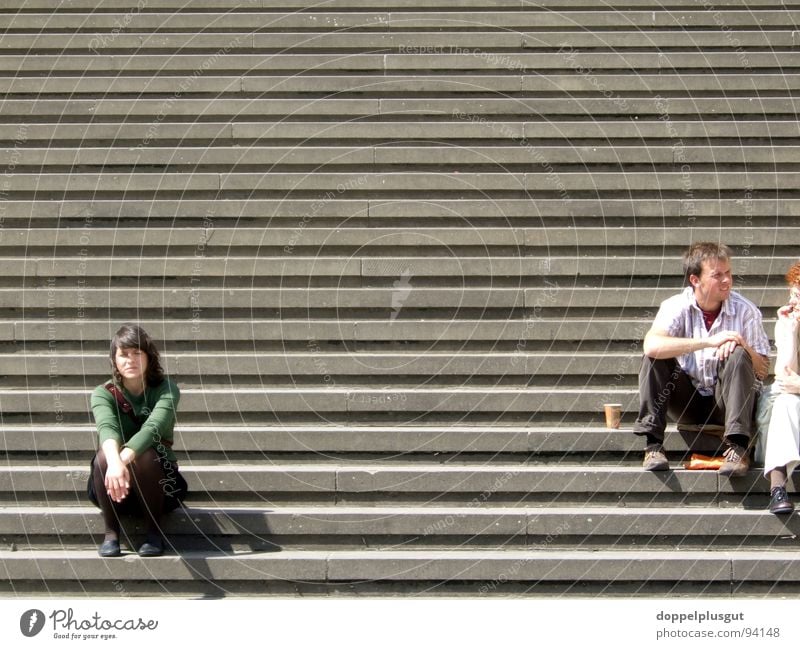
left=763, top=392, right=800, bottom=477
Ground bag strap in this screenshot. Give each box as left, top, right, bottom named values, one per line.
left=105, top=382, right=143, bottom=428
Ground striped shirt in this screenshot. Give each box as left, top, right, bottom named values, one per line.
left=652, top=286, right=770, bottom=395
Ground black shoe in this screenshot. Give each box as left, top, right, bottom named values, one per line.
left=138, top=537, right=164, bottom=557
left=769, top=486, right=795, bottom=515
left=98, top=539, right=121, bottom=557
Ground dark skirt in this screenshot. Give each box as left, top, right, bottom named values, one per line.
left=86, top=453, right=188, bottom=514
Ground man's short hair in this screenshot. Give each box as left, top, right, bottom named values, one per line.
left=682, top=242, right=732, bottom=285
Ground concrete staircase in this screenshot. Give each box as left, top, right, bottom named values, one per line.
left=0, top=0, right=798, bottom=596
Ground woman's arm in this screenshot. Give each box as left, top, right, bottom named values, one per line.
left=101, top=438, right=131, bottom=502
left=91, top=386, right=134, bottom=502
left=774, top=315, right=799, bottom=378
left=123, top=380, right=180, bottom=457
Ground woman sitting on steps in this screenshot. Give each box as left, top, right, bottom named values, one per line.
left=758, top=262, right=800, bottom=514
left=87, top=323, right=187, bottom=557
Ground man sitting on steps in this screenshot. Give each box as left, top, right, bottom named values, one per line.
left=633, top=241, right=770, bottom=475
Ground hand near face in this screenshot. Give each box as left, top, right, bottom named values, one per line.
left=779, top=287, right=800, bottom=320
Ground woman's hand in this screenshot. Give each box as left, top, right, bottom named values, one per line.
left=778, top=288, right=800, bottom=320
left=778, top=303, right=799, bottom=320
left=778, top=367, right=800, bottom=394
left=104, top=459, right=130, bottom=502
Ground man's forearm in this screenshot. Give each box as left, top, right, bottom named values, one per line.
left=643, top=334, right=706, bottom=359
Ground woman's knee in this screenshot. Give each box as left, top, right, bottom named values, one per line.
left=773, top=392, right=800, bottom=415
left=135, top=447, right=159, bottom=461
left=129, top=447, right=163, bottom=476
left=92, top=448, right=108, bottom=474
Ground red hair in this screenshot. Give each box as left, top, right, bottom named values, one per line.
left=786, top=263, right=800, bottom=287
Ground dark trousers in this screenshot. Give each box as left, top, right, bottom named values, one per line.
left=633, top=347, right=757, bottom=444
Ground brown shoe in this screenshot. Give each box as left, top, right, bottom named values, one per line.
left=643, top=444, right=669, bottom=471
left=718, top=442, right=750, bottom=477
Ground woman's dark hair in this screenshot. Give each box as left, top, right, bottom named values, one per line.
left=109, top=323, right=164, bottom=387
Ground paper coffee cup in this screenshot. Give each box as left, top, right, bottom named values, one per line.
left=604, top=403, right=622, bottom=429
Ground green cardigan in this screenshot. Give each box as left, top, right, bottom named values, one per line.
left=90, top=379, right=180, bottom=463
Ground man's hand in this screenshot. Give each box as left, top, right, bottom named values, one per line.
left=707, top=330, right=745, bottom=360
left=706, top=330, right=768, bottom=378
left=644, top=327, right=767, bottom=378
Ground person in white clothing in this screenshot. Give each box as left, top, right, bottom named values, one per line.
left=758, top=263, right=800, bottom=514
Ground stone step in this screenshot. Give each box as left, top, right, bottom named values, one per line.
left=0, top=98, right=381, bottom=117
left=364, top=199, right=800, bottom=220
left=5, top=74, right=800, bottom=95
left=0, top=387, right=638, bottom=417
left=0, top=425, right=718, bottom=454
left=0, top=227, right=783, bottom=249
left=386, top=52, right=800, bottom=71
left=0, top=505, right=793, bottom=541
left=0, top=55, right=390, bottom=74
left=7, top=146, right=800, bottom=167
left=0, top=465, right=774, bottom=498
left=0, top=318, right=668, bottom=343
left=271, top=166, right=800, bottom=193
left=4, top=172, right=797, bottom=194
left=383, top=98, right=800, bottom=116
left=521, top=30, right=797, bottom=48
left=0, top=287, right=784, bottom=310
left=4, top=256, right=792, bottom=279
left=374, top=146, right=800, bottom=165
left=1, top=199, right=797, bottom=221
left=4, top=121, right=800, bottom=144
left=1, top=10, right=796, bottom=30
left=0, top=147, right=375, bottom=167
left=0, top=0, right=784, bottom=9
left=1, top=31, right=794, bottom=53
left=1, top=548, right=794, bottom=586
left=0, top=32, right=522, bottom=53
left=0, top=351, right=639, bottom=377
left=3, top=98, right=800, bottom=118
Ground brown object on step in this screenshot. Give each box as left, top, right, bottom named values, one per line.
left=683, top=453, right=726, bottom=470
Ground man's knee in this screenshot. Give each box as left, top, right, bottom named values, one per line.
left=721, top=346, right=755, bottom=376
left=730, top=345, right=752, bottom=364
